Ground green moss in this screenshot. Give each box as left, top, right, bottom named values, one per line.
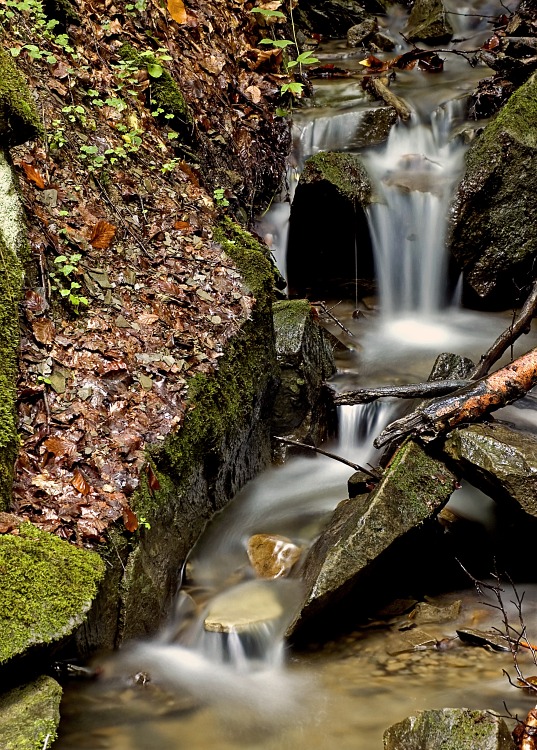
left=133, top=220, right=276, bottom=518
left=0, top=675, right=62, bottom=750
left=468, top=73, right=537, bottom=168
left=0, top=523, right=105, bottom=663
left=118, top=44, right=190, bottom=126
left=0, top=233, right=23, bottom=510
left=272, top=299, right=312, bottom=354
left=0, top=47, right=42, bottom=147
left=301, top=151, right=371, bottom=204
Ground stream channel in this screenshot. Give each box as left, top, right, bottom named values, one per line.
left=57, top=1, right=537, bottom=747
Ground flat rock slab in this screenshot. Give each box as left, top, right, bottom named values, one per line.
left=247, top=534, right=302, bottom=579
left=383, top=708, right=515, bottom=749
left=0, top=675, right=62, bottom=750
left=288, top=440, right=456, bottom=636
left=204, top=581, right=284, bottom=633
left=443, top=423, right=537, bottom=515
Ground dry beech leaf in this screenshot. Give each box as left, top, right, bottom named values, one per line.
left=168, top=0, right=187, bottom=24
left=246, top=85, right=262, bottom=103
left=44, top=436, right=78, bottom=461
left=25, top=289, right=49, bottom=314
left=32, top=318, right=55, bottom=345
left=138, top=313, right=160, bottom=326
left=123, top=506, right=139, bottom=532
left=71, top=468, right=92, bottom=495
left=21, top=162, right=45, bottom=189
left=174, top=220, right=191, bottom=231
left=89, top=220, right=117, bottom=250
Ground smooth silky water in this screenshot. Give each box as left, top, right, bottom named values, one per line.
left=57, top=1, right=537, bottom=747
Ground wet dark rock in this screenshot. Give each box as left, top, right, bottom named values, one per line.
left=410, top=599, right=461, bottom=624
left=287, top=151, right=373, bottom=299
left=353, top=106, right=398, bottom=147
left=347, top=470, right=373, bottom=498
left=371, top=31, right=396, bottom=51
left=288, top=440, right=456, bottom=638
left=405, top=0, right=453, bottom=44
left=383, top=708, right=515, bottom=749
left=297, top=0, right=382, bottom=37
left=449, top=73, right=537, bottom=308
left=0, top=675, right=62, bottom=750
left=442, top=423, right=537, bottom=516
left=272, top=299, right=339, bottom=444
left=428, top=352, right=474, bottom=381
left=347, top=17, right=378, bottom=46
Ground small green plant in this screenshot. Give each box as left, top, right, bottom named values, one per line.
left=62, top=104, right=87, bottom=125
left=79, top=144, right=106, bottom=169
left=50, top=253, right=88, bottom=311
left=161, top=157, right=180, bottom=174
left=138, top=516, right=151, bottom=531
left=213, top=188, right=229, bottom=207
left=251, top=4, right=319, bottom=99
left=48, top=119, right=67, bottom=150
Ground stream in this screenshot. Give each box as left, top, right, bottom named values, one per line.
left=57, top=1, right=537, bottom=747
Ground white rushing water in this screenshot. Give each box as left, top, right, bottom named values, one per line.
left=57, top=2, right=537, bottom=748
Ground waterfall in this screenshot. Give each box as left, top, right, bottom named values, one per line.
left=364, top=99, right=467, bottom=320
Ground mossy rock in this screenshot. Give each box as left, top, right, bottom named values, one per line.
left=449, top=73, right=537, bottom=308
left=0, top=48, right=42, bottom=147
left=0, top=523, right=105, bottom=663
left=405, top=0, right=453, bottom=44
left=383, top=707, right=515, bottom=749
left=287, top=151, right=373, bottom=298
left=0, top=151, right=28, bottom=510
left=442, top=423, right=537, bottom=516
left=0, top=675, right=62, bottom=750
left=114, top=220, right=278, bottom=642
left=288, top=440, right=455, bottom=638
left=118, top=44, right=191, bottom=128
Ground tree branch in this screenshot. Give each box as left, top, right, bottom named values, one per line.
left=334, top=379, right=469, bottom=405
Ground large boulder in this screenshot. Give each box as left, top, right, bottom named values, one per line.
left=0, top=522, right=104, bottom=664
left=287, top=439, right=456, bottom=637
left=287, top=151, right=373, bottom=299
left=297, top=0, right=383, bottom=37
left=383, top=708, right=515, bottom=749
left=272, top=299, right=338, bottom=443
left=449, top=73, right=537, bottom=308
left=0, top=675, right=62, bottom=750
left=442, top=422, right=537, bottom=516
left=405, top=0, right=453, bottom=44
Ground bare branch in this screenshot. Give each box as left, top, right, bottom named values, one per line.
left=273, top=436, right=379, bottom=478
left=334, top=379, right=469, bottom=405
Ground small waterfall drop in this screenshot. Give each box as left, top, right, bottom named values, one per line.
left=364, top=99, right=467, bottom=321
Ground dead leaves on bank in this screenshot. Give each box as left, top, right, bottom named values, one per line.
left=359, top=50, right=444, bottom=74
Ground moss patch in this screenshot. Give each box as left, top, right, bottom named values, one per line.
left=0, top=47, right=42, bottom=147
left=0, top=675, right=62, bottom=750
left=0, top=523, right=105, bottom=663
left=301, top=151, right=371, bottom=204
left=118, top=44, right=190, bottom=127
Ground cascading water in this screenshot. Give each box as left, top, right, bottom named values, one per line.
left=57, top=3, right=537, bottom=748
left=364, top=100, right=467, bottom=319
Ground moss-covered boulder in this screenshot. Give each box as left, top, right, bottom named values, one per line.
left=0, top=47, right=42, bottom=147
left=442, top=422, right=537, bottom=516
left=449, top=73, right=537, bottom=308
left=95, top=220, right=280, bottom=644
left=0, top=150, right=31, bottom=510
left=0, top=675, right=62, bottom=750
left=405, top=0, right=453, bottom=44
left=0, top=523, right=104, bottom=663
left=287, top=439, right=456, bottom=638
left=272, top=299, right=338, bottom=443
left=383, top=708, right=515, bottom=749
left=287, top=151, right=373, bottom=299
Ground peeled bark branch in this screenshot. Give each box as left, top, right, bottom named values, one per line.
left=469, top=279, right=537, bottom=379
left=374, top=347, right=537, bottom=449
left=334, top=379, right=469, bottom=405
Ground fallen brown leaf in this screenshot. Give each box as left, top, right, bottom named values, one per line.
left=21, top=162, right=45, bottom=189
left=72, top=468, right=92, bottom=495
left=168, top=0, right=187, bottom=24
left=32, top=318, right=56, bottom=345
left=89, top=220, right=117, bottom=250
left=123, top=505, right=139, bottom=532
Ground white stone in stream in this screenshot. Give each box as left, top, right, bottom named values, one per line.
left=204, top=582, right=284, bottom=633
left=247, top=534, right=302, bottom=579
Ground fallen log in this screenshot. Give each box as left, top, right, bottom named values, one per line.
left=374, top=347, right=537, bottom=449
left=366, top=77, right=412, bottom=121
left=334, top=379, right=469, bottom=405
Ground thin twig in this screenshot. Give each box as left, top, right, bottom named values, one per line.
left=311, top=301, right=354, bottom=337
left=470, top=279, right=537, bottom=379
left=273, top=436, right=379, bottom=478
